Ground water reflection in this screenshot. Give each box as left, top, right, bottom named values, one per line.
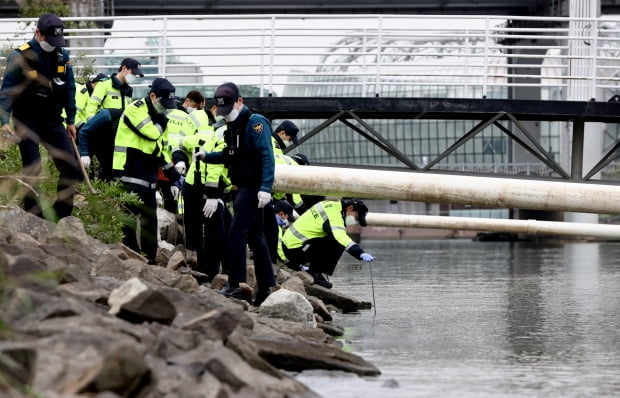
left=296, top=240, right=620, bottom=398
left=506, top=241, right=546, bottom=363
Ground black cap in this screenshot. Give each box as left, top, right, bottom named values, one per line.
left=37, top=14, right=66, bottom=47
left=91, top=73, right=108, bottom=83
left=291, top=153, right=309, bottom=166
left=121, top=58, right=144, bottom=77
left=276, top=120, right=300, bottom=145
left=273, top=200, right=295, bottom=221
left=149, top=78, right=176, bottom=109
left=343, top=198, right=368, bottom=227
left=214, top=82, right=240, bottom=116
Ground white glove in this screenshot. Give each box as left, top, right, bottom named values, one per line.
left=202, top=198, right=218, bottom=218
left=174, top=161, right=186, bottom=175
left=155, top=191, right=163, bottom=207
left=80, top=156, right=91, bottom=169
left=257, top=191, right=272, bottom=208
left=170, top=185, right=180, bottom=200
left=360, top=253, right=375, bottom=262
left=193, top=149, right=206, bottom=162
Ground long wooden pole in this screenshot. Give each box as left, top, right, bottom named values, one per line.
left=274, top=165, right=620, bottom=215
left=366, top=213, right=620, bottom=239
left=70, top=137, right=96, bottom=194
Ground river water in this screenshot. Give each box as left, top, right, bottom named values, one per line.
left=294, top=239, right=620, bottom=398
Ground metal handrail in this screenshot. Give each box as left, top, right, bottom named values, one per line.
left=1, top=14, right=620, bottom=99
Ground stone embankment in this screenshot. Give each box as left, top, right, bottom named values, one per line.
left=0, top=208, right=379, bottom=398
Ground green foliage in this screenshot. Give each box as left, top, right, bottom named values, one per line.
left=18, top=0, right=71, bottom=19
left=73, top=178, right=141, bottom=244
left=0, top=142, right=141, bottom=244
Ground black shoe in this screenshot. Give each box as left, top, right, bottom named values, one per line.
left=218, top=284, right=245, bottom=300
left=310, top=272, right=332, bottom=289
left=190, top=270, right=212, bottom=285
left=253, top=290, right=270, bottom=307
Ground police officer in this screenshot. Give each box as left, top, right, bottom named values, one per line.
left=195, top=82, right=276, bottom=306
left=282, top=198, right=376, bottom=288
left=74, top=73, right=108, bottom=130
left=272, top=120, right=300, bottom=155
left=112, top=77, right=181, bottom=264
left=80, top=58, right=143, bottom=181
left=264, top=152, right=308, bottom=263
left=0, top=13, right=81, bottom=221
left=173, top=125, right=227, bottom=280
left=273, top=199, right=295, bottom=265
left=159, top=96, right=189, bottom=214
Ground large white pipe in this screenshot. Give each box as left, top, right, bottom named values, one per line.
left=274, top=165, right=620, bottom=214
left=366, top=213, right=620, bottom=239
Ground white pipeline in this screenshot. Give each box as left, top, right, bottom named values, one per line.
left=274, top=165, right=620, bottom=215
left=365, top=213, right=620, bottom=239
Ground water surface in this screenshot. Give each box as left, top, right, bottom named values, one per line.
left=296, top=239, right=620, bottom=397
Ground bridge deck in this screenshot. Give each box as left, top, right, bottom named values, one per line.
left=243, top=97, right=620, bottom=183
left=243, top=97, right=620, bottom=123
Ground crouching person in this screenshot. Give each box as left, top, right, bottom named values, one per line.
left=282, top=198, right=375, bottom=288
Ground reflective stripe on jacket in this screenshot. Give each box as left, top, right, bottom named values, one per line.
left=112, top=98, right=166, bottom=188
left=282, top=200, right=355, bottom=251
left=85, top=74, right=131, bottom=119
left=180, top=131, right=226, bottom=194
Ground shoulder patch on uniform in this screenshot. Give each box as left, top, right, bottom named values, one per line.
left=18, top=43, right=30, bottom=51
left=252, top=123, right=264, bottom=134
left=133, top=100, right=144, bottom=107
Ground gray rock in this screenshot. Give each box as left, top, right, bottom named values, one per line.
left=259, top=289, right=316, bottom=327
left=0, top=207, right=378, bottom=398
left=166, top=250, right=185, bottom=270
left=0, top=342, right=37, bottom=387
left=108, top=278, right=177, bottom=325
left=306, top=284, right=372, bottom=313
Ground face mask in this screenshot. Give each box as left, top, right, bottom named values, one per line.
left=125, top=73, right=136, bottom=84
left=282, top=139, right=293, bottom=147
left=224, top=108, right=240, bottom=122
left=275, top=214, right=287, bottom=227
left=40, top=40, right=56, bottom=52
left=185, top=106, right=197, bottom=113
left=345, top=215, right=358, bottom=226
left=153, top=98, right=166, bottom=114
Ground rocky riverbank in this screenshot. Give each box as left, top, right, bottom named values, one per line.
left=0, top=208, right=379, bottom=398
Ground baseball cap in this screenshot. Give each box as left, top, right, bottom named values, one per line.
left=91, top=73, right=108, bottom=83
left=121, top=58, right=144, bottom=77
left=276, top=120, right=300, bottom=145
left=149, top=78, right=176, bottom=109
left=343, top=198, right=368, bottom=227
left=291, top=153, right=309, bottom=166
left=273, top=200, right=295, bottom=221
left=37, top=14, right=66, bottom=47
left=214, top=82, right=240, bottom=116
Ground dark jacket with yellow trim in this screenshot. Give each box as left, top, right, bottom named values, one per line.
left=0, top=38, right=76, bottom=125
left=203, top=105, right=275, bottom=193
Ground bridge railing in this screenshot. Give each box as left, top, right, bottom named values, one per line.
left=1, top=14, right=620, bottom=100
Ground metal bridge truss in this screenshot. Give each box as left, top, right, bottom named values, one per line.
left=244, top=96, right=620, bottom=183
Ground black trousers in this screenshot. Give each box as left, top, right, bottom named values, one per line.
left=16, top=118, right=80, bottom=220
left=283, top=237, right=345, bottom=276
left=226, top=186, right=275, bottom=291
left=182, top=182, right=230, bottom=278
left=262, top=201, right=279, bottom=263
